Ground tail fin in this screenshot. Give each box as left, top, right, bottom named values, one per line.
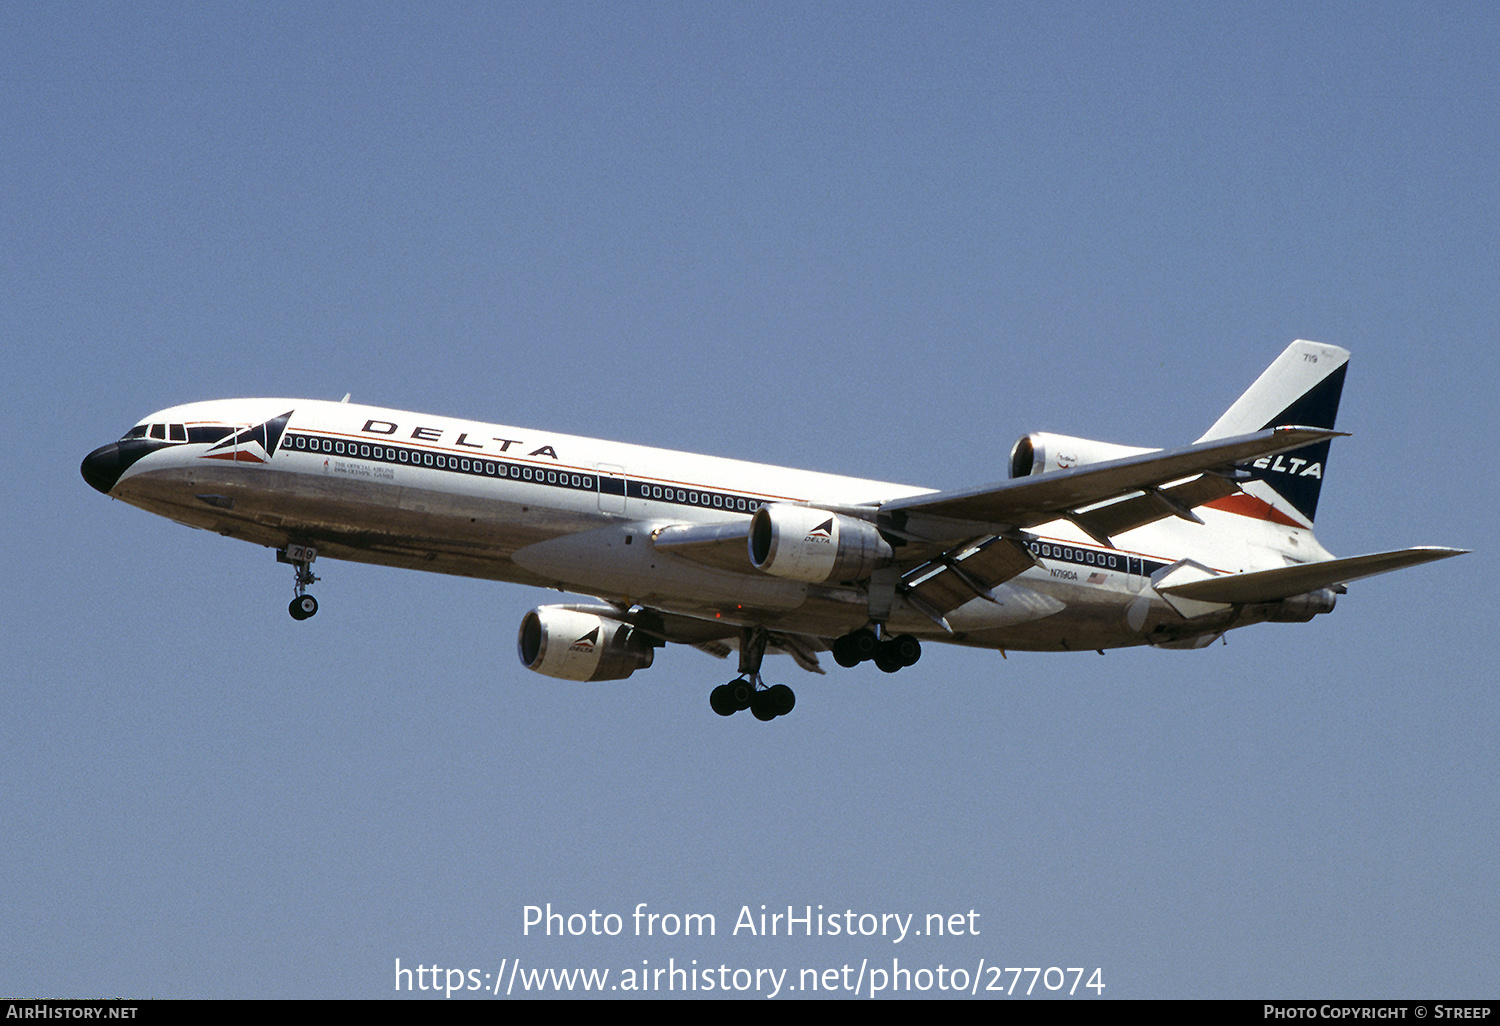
left=1197, top=340, right=1349, bottom=527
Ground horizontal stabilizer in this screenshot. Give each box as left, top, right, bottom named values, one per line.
left=1156, top=547, right=1467, bottom=604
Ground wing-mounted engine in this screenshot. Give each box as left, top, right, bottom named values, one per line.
left=517, top=606, right=655, bottom=682
left=1009, top=432, right=1156, bottom=477
left=748, top=504, right=892, bottom=583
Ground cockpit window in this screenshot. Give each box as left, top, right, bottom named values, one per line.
left=119, top=421, right=230, bottom=444
left=122, top=422, right=198, bottom=443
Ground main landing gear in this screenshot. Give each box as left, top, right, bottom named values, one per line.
left=278, top=544, right=320, bottom=621
left=706, top=625, right=923, bottom=719
left=830, top=627, right=922, bottom=673
left=709, top=627, right=797, bottom=721
left=709, top=678, right=796, bottom=721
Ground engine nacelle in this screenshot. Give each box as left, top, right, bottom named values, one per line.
left=1264, top=588, right=1339, bottom=622
left=1009, top=432, right=1156, bottom=478
left=517, top=606, right=655, bottom=682
left=748, top=504, right=892, bottom=583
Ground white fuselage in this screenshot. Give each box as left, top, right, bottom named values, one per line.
left=92, top=398, right=1327, bottom=653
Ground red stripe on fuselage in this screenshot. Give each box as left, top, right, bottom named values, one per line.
left=200, top=451, right=266, bottom=463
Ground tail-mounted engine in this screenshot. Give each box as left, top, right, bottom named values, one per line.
left=517, top=606, right=656, bottom=682
left=1010, top=432, right=1156, bottom=478
left=748, top=504, right=892, bottom=583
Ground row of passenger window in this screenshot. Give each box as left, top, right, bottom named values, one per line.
left=631, top=482, right=757, bottom=513
left=285, top=432, right=768, bottom=513
left=283, top=433, right=598, bottom=490
left=1029, top=540, right=1119, bottom=568
left=1027, top=540, right=1168, bottom=577
left=282, top=432, right=765, bottom=514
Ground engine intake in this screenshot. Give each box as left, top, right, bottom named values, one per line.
left=748, top=504, right=892, bottom=583
left=517, top=606, right=655, bottom=682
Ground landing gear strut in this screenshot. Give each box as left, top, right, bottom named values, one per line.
left=709, top=627, right=796, bottom=721
left=278, top=544, right=320, bottom=620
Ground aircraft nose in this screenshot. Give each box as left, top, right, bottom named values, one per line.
left=81, top=443, right=124, bottom=494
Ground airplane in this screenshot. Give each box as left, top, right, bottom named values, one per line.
left=81, top=340, right=1463, bottom=721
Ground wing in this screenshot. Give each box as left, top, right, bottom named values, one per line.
left=557, top=603, right=830, bottom=673
left=879, top=426, right=1343, bottom=623
left=881, top=426, right=1340, bottom=529
left=650, top=520, right=753, bottom=573
left=650, top=426, right=1344, bottom=627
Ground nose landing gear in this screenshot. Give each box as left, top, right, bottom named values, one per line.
left=278, top=544, right=320, bottom=620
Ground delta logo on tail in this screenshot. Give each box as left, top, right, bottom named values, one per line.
left=1243, top=359, right=1345, bottom=523
left=202, top=411, right=294, bottom=464
left=1200, top=348, right=1347, bottom=529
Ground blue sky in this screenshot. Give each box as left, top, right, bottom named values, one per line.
left=4, top=2, right=1495, bottom=999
